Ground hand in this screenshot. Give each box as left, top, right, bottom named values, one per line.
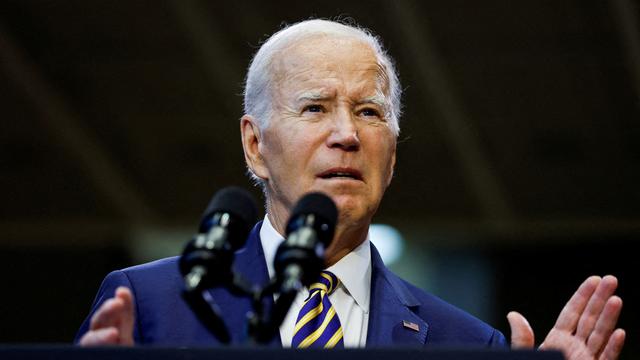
left=79, top=286, right=135, bottom=346
left=508, top=275, right=625, bottom=360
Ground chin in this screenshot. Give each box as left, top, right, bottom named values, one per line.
left=334, top=198, right=374, bottom=228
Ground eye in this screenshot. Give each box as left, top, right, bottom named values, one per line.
left=303, top=104, right=325, bottom=113
left=359, top=107, right=381, bottom=118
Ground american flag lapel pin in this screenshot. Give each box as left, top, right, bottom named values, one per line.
left=403, top=320, right=420, bottom=332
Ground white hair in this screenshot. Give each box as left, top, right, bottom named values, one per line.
left=243, top=19, right=402, bottom=188
left=243, top=19, right=402, bottom=134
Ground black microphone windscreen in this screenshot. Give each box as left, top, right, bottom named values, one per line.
left=289, top=192, right=338, bottom=229
left=199, top=186, right=258, bottom=232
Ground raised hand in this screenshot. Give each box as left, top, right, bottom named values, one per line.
left=508, top=275, right=625, bottom=360
left=79, top=286, right=135, bottom=346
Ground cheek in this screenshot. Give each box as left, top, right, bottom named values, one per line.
left=261, top=128, right=285, bottom=157
left=261, top=126, right=314, bottom=177
left=374, top=139, right=396, bottom=182
left=257, top=133, right=285, bottom=181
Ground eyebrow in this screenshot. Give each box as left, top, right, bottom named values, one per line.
left=295, top=92, right=387, bottom=108
left=357, top=95, right=387, bottom=108
left=296, top=92, right=333, bottom=103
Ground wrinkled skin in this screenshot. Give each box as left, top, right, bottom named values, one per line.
left=241, top=35, right=396, bottom=266
left=81, top=32, right=625, bottom=360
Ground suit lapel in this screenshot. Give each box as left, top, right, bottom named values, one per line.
left=366, top=243, right=428, bottom=347
left=207, top=221, right=282, bottom=347
left=203, top=223, right=427, bottom=347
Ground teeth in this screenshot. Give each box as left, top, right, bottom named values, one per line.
left=320, top=171, right=360, bottom=179
left=326, top=172, right=356, bottom=178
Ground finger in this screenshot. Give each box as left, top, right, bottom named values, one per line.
left=598, top=328, right=625, bottom=360
left=89, top=287, right=134, bottom=331
left=89, top=297, right=126, bottom=331
left=114, top=287, right=135, bottom=345
left=115, top=286, right=133, bottom=303
left=78, top=327, right=119, bottom=346
left=507, top=311, right=535, bottom=349
left=576, top=275, right=618, bottom=340
left=554, top=276, right=601, bottom=332
left=587, top=296, right=623, bottom=355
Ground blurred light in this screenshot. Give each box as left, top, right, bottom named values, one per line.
left=369, top=224, right=405, bottom=265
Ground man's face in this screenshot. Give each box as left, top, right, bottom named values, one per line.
left=248, top=35, right=397, bottom=232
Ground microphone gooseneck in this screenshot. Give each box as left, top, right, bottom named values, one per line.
left=179, top=186, right=258, bottom=344
left=250, top=192, right=337, bottom=344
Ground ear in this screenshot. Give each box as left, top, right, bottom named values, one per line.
left=240, top=115, right=269, bottom=180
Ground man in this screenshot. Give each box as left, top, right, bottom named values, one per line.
left=77, top=19, right=625, bottom=358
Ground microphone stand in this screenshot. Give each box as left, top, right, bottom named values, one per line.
left=182, top=266, right=257, bottom=345
left=246, top=268, right=303, bottom=345
left=182, top=287, right=232, bottom=344
left=183, top=265, right=289, bottom=346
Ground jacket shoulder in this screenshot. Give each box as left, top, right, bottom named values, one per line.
left=117, top=256, right=185, bottom=309
left=390, top=272, right=506, bottom=346
left=119, top=256, right=181, bottom=282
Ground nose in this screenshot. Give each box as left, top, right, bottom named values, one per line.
left=326, top=109, right=360, bottom=151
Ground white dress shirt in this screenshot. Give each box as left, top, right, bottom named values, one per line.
left=260, top=215, right=371, bottom=347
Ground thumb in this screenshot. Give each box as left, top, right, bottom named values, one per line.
left=507, top=311, right=535, bottom=349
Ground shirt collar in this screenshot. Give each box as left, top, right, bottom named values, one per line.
left=260, top=215, right=282, bottom=281
left=326, top=235, right=371, bottom=313
left=259, top=215, right=371, bottom=313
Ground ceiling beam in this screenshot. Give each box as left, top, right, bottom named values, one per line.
left=610, top=0, right=640, bottom=107
left=385, top=1, right=515, bottom=230
left=394, top=216, right=640, bottom=246
left=170, top=0, right=244, bottom=117
left=0, top=218, right=125, bottom=247
left=0, top=22, right=156, bottom=225
left=2, top=216, right=637, bottom=247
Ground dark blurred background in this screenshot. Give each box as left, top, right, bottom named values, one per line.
left=0, top=0, right=637, bottom=358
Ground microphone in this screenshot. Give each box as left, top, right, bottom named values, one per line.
left=274, top=192, right=338, bottom=293
left=179, top=186, right=257, bottom=344
left=252, top=192, right=336, bottom=343
left=179, top=186, right=258, bottom=292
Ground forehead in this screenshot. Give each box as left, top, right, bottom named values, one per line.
left=270, top=35, right=390, bottom=98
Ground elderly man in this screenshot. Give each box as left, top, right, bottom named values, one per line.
left=77, top=19, right=625, bottom=358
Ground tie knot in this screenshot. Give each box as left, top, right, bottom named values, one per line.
left=309, top=270, right=340, bottom=295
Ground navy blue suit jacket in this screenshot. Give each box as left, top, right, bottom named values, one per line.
left=77, top=222, right=507, bottom=347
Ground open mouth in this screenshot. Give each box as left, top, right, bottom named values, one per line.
left=317, top=168, right=363, bottom=181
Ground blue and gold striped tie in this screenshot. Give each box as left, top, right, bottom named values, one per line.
left=291, top=270, right=344, bottom=348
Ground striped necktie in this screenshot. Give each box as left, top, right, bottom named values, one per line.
left=291, top=270, right=344, bottom=348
